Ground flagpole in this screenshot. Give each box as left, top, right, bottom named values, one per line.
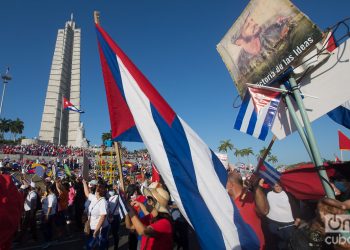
left=286, top=76, right=334, bottom=199
left=279, top=85, right=314, bottom=161
left=58, top=95, right=63, bottom=146
left=114, top=142, right=124, bottom=191
left=341, top=149, right=343, bottom=162
left=257, top=135, right=277, bottom=169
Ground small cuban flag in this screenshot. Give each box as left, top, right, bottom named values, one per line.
left=63, top=97, right=84, bottom=113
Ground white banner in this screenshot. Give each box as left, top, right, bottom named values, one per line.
left=272, top=38, right=350, bottom=139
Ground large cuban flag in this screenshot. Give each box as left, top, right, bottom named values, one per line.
left=95, top=23, right=259, bottom=249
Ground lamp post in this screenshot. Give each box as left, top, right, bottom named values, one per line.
left=0, top=68, right=12, bottom=118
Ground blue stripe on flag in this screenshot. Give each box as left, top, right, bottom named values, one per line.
left=112, top=125, right=143, bottom=142
left=234, top=92, right=251, bottom=130
left=96, top=30, right=126, bottom=100
left=258, top=160, right=281, bottom=186
left=150, top=105, right=227, bottom=249
left=247, top=108, right=257, bottom=135
left=210, top=150, right=229, bottom=186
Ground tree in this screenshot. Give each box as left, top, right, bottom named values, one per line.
left=218, top=139, right=234, bottom=153
left=10, top=118, right=24, bottom=141
left=258, top=146, right=278, bottom=164
left=0, top=118, right=11, bottom=139
left=102, top=131, right=112, bottom=144
left=234, top=148, right=243, bottom=162
left=241, top=147, right=254, bottom=164
left=267, top=155, right=278, bottom=164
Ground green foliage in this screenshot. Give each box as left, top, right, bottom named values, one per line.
left=0, top=118, right=24, bottom=140
left=218, top=139, right=234, bottom=153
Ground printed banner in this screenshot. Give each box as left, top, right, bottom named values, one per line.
left=217, top=0, right=322, bottom=97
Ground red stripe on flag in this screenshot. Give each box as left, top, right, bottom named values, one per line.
left=96, top=24, right=176, bottom=126
left=326, top=34, right=337, bottom=52
left=98, top=43, right=137, bottom=139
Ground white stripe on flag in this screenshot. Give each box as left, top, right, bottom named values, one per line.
left=253, top=104, right=269, bottom=138
left=259, top=171, right=278, bottom=185
left=179, top=118, right=239, bottom=248
left=240, top=98, right=255, bottom=132
left=117, top=54, right=242, bottom=249
left=116, top=56, right=192, bottom=226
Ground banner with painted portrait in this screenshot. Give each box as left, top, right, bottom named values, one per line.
left=217, top=0, right=322, bottom=97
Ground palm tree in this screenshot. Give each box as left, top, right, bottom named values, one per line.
left=267, top=155, right=278, bottom=164
left=234, top=148, right=243, bottom=162
left=10, top=118, right=24, bottom=141
left=218, top=139, right=234, bottom=153
left=241, top=147, right=254, bottom=164
left=0, top=118, right=11, bottom=139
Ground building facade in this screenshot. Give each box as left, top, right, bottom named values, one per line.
left=39, top=17, right=81, bottom=146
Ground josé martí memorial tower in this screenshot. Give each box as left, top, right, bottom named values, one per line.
left=39, top=15, right=85, bottom=146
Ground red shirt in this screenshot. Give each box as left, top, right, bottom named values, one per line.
left=140, top=214, right=173, bottom=250
left=234, top=192, right=265, bottom=250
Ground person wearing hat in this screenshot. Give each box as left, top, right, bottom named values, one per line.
left=17, top=181, right=38, bottom=243
left=125, top=186, right=173, bottom=250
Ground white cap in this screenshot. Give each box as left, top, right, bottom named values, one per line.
left=30, top=182, right=36, bottom=188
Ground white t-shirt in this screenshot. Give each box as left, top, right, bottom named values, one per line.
left=84, top=193, right=96, bottom=213
left=42, top=193, right=57, bottom=215
left=108, top=195, right=120, bottom=216
left=89, top=197, right=108, bottom=230
left=24, top=191, right=37, bottom=211
left=266, top=190, right=294, bottom=223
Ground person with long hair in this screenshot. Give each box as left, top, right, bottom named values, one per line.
left=125, top=185, right=173, bottom=250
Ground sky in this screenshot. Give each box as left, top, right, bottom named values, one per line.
left=1, top=0, right=349, bottom=165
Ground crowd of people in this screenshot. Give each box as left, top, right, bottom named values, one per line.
left=0, top=144, right=95, bottom=158
left=0, top=149, right=350, bottom=250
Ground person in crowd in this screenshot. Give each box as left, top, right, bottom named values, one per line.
left=170, top=202, right=189, bottom=250
left=264, top=181, right=301, bottom=250
left=66, top=181, right=76, bottom=232
left=55, top=179, right=69, bottom=238
left=125, top=185, right=173, bottom=250
left=83, top=179, right=109, bottom=250
left=108, top=185, right=121, bottom=250
left=288, top=198, right=350, bottom=250
left=0, top=174, right=23, bottom=250
left=41, top=182, right=58, bottom=249
left=226, top=168, right=268, bottom=250
left=18, top=181, right=38, bottom=243
left=126, top=184, right=147, bottom=250
left=73, top=178, right=85, bottom=231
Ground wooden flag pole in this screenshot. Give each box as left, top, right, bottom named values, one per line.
left=257, top=135, right=277, bottom=170
left=114, top=142, right=124, bottom=191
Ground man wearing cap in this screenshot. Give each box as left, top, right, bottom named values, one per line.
left=18, top=181, right=38, bottom=243
left=125, top=185, right=173, bottom=250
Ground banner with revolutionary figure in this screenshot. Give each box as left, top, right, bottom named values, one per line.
left=217, top=0, right=322, bottom=97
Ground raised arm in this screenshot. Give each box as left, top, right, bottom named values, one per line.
left=82, top=179, right=90, bottom=198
